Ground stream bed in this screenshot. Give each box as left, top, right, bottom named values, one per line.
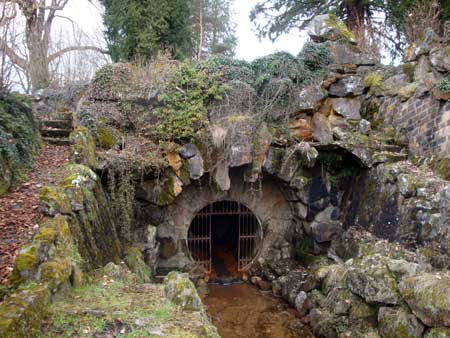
left=202, top=282, right=314, bottom=338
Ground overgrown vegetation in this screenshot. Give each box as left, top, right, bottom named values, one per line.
left=154, top=62, right=229, bottom=142
left=40, top=267, right=216, bottom=338
left=108, top=166, right=136, bottom=242
left=437, top=75, right=450, bottom=93
left=0, top=93, right=39, bottom=195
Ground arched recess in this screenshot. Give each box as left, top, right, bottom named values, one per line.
left=186, top=200, right=263, bottom=275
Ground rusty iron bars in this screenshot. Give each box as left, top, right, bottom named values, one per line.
left=187, top=200, right=261, bottom=273
left=238, top=203, right=259, bottom=271
left=187, top=204, right=212, bottom=272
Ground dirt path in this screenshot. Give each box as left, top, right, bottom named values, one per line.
left=0, top=144, right=70, bottom=284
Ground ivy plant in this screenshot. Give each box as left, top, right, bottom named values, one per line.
left=154, top=63, right=229, bottom=142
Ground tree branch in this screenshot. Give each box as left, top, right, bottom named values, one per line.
left=0, top=39, right=27, bottom=70
left=47, top=45, right=108, bottom=62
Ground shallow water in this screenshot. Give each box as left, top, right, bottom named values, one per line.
left=202, top=282, right=314, bottom=338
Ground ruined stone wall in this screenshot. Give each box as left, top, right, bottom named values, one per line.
left=377, top=95, right=450, bottom=158
left=159, top=171, right=294, bottom=270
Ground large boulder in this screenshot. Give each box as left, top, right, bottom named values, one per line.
left=345, top=255, right=400, bottom=305
left=328, top=76, right=365, bottom=97
left=164, top=271, right=202, bottom=311
left=378, top=307, right=425, bottom=338
left=430, top=46, right=450, bottom=72
left=331, top=97, right=362, bottom=120
left=312, top=113, right=333, bottom=143
left=379, top=74, right=410, bottom=96
left=278, top=268, right=317, bottom=304
left=398, top=273, right=450, bottom=327
left=326, top=41, right=377, bottom=66
left=296, top=83, right=327, bottom=113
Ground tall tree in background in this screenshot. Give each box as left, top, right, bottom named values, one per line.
left=250, top=0, right=376, bottom=41
left=0, top=0, right=106, bottom=93
left=101, top=0, right=192, bottom=62
left=250, top=0, right=450, bottom=59
left=191, top=0, right=237, bottom=60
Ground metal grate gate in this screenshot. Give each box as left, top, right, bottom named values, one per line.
left=187, top=200, right=261, bottom=273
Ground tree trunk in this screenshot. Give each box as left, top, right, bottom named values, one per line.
left=27, top=40, right=50, bottom=92
left=345, top=0, right=366, bottom=33
left=197, top=0, right=204, bottom=60
left=25, top=9, right=51, bottom=93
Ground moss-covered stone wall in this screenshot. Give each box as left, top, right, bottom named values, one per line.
left=0, top=93, right=39, bottom=196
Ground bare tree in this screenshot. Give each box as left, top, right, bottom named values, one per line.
left=0, top=3, right=16, bottom=91
left=0, top=0, right=107, bottom=93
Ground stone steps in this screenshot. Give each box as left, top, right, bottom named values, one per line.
left=41, top=128, right=72, bottom=138
left=39, top=114, right=73, bottom=145
left=42, top=136, right=71, bottom=146
left=41, top=119, right=72, bottom=129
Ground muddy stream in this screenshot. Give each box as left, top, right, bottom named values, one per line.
left=202, top=282, right=314, bottom=338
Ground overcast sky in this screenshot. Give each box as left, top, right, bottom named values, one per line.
left=59, top=0, right=307, bottom=61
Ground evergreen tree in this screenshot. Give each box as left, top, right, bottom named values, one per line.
left=191, top=0, right=237, bottom=60
left=250, top=0, right=450, bottom=59
left=101, top=0, right=193, bottom=62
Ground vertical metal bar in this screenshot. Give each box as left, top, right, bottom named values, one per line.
left=238, top=209, right=241, bottom=271
left=208, top=214, right=212, bottom=272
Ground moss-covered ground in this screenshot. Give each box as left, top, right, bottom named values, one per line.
left=39, top=275, right=213, bottom=338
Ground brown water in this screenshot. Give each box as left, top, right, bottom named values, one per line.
left=203, top=283, right=314, bottom=338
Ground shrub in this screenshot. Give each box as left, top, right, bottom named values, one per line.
left=437, top=75, right=450, bottom=93
left=154, top=63, right=229, bottom=142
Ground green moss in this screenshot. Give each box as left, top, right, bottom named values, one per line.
left=227, top=115, right=247, bottom=123
left=158, top=175, right=176, bottom=205
left=10, top=245, right=38, bottom=284
left=0, top=284, right=50, bottom=338
left=437, top=75, right=450, bottom=93
left=124, top=247, right=151, bottom=283
left=0, top=93, right=39, bottom=196
left=39, top=259, right=73, bottom=290
left=97, top=127, right=117, bottom=149
left=296, top=237, right=316, bottom=265
left=402, top=63, right=415, bottom=82
left=398, top=82, right=418, bottom=100
left=69, top=126, right=97, bottom=168
left=324, top=14, right=356, bottom=42
left=41, top=273, right=211, bottom=338
left=435, top=157, right=450, bottom=180
left=39, top=186, right=72, bottom=215
left=364, top=73, right=383, bottom=89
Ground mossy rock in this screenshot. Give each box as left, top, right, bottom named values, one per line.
left=0, top=93, right=39, bottom=196
left=97, top=126, right=118, bottom=149
left=9, top=245, right=39, bottom=285
left=425, top=328, right=450, bottom=338
left=324, top=14, right=357, bottom=43
left=398, top=82, right=418, bottom=100
left=69, top=126, right=97, bottom=168
left=378, top=307, right=425, bottom=338
left=39, top=186, right=72, bottom=216
left=164, top=272, right=202, bottom=311
left=364, top=72, right=384, bottom=90
left=435, top=157, right=450, bottom=181
left=0, top=284, right=50, bottom=338
left=124, top=247, right=151, bottom=283
left=402, top=63, right=416, bottom=82
left=398, top=273, right=450, bottom=327
left=39, top=259, right=73, bottom=291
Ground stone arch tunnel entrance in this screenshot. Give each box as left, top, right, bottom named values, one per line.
left=187, top=200, right=263, bottom=278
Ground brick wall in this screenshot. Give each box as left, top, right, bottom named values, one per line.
left=377, top=94, right=450, bottom=158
